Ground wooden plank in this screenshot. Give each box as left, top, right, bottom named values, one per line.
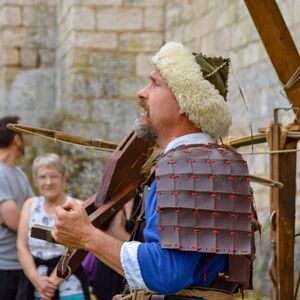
left=268, top=124, right=296, bottom=300
left=225, top=133, right=266, bottom=148
left=244, top=0, right=300, bottom=107
left=225, top=130, right=300, bottom=149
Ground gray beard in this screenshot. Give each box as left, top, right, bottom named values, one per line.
left=133, top=118, right=157, bottom=142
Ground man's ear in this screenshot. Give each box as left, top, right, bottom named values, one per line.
left=13, top=134, right=22, bottom=146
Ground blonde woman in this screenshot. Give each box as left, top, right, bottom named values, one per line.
left=17, top=153, right=90, bottom=300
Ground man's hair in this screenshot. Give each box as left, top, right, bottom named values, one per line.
left=0, top=116, right=20, bottom=148
left=152, top=42, right=232, bottom=139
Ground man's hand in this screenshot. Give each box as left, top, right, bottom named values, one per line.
left=52, top=200, right=94, bottom=249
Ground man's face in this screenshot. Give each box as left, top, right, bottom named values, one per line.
left=135, top=70, right=181, bottom=140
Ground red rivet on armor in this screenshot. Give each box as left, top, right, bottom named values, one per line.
left=192, top=210, right=200, bottom=216
left=206, top=159, right=215, bottom=164
left=191, top=192, right=198, bottom=197
left=174, top=208, right=181, bottom=213
left=157, top=192, right=162, bottom=196
left=229, top=248, right=237, bottom=253
left=208, top=175, right=217, bottom=180
left=203, top=148, right=212, bottom=153
left=228, top=175, right=235, bottom=181
left=156, top=176, right=160, bottom=181
left=221, top=150, right=228, bottom=155
left=169, top=175, right=179, bottom=179
left=175, top=243, right=181, bottom=248
left=183, top=149, right=193, bottom=153
left=229, top=194, right=236, bottom=199
left=212, top=230, right=219, bottom=234
left=230, top=213, right=237, bottom=218
left=167, top=159, right=177, bottom=164
left=243, top=161, right=247, bottom=166
left=247, top=195, right=253, bottom=200
left=171, top=191, right=180, bottom=196
left=158, top=226, right=164, bottom=232
left=212, top=212, right=220, bottom=216
left=247, top=214, right=252, bottom=219
left=174, top=226, right=182, bottom=231
left=246, top=177, right=251, bottom=181
left=225, top=160, right=232, bottom=165
left=193, top=227, right=201, bottom=232
left=230, top=231, right=236, bottom=236
left=211, top=247, right=220, bottom=252
left=194, top=245, right=202, bottom=250
left=189, top=174, right=198, bottom=179
left=187, top=159, right=196, bottom=164
left=248, top=233, right=252, bottom=238
left=210, top=193, right=219, bottom=198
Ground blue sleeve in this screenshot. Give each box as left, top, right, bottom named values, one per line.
left=137, top=181, right=226, bottom=295
left=138, top=241, right=205, bottom=294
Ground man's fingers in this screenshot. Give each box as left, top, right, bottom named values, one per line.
left=62, top=200, right=79, bottom=210
left=55, top=200, right=80, bottom=221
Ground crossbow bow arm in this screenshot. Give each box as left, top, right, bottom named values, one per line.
left=54, top=130, right=154, bottom=278
left=7, top=123, right=117, bottom=152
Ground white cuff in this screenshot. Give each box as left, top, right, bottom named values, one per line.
left=120, top=241, right=148, bottom=291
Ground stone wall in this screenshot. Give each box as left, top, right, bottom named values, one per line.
left=0, top=0, right=56, bottom=125
left=55, top=0, right=165, bottom=196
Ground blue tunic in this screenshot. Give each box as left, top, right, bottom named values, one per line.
left=137, top=181, right=227, bottom=295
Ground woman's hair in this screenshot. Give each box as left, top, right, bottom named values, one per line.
left=32, top=153, right=66, bottom=180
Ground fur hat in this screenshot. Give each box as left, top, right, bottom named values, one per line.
left=152, top=41, right=232, bottom=139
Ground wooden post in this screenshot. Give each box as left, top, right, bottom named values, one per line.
left=244, top=0, right=300, bottom=107
left=268, top=123, right=297, bottom=299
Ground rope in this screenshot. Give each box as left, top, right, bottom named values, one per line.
left=231, top=65, right=254, bottom=153
left=280, top=64, right=300, bottom=99
left=283, top=65, right=300, bottom=89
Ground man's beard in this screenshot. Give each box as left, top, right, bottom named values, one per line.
left=134, top=118, right=157, bottom=142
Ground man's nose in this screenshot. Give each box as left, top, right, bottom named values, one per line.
left=137, top=84, right=148, bottom=100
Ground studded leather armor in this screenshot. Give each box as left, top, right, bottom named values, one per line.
left=155, top=144, right=258, bottom=289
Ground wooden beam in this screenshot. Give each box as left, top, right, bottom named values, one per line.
left=225, top=133, right=266, bottom=148
left=268, top=124, right=296, bottom=300
left=225, top=130, right=300, bottom=149
left=244, top=0, right=300, bottom=107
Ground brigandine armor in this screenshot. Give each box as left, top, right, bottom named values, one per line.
left=155, top=144, right=258, bottom=288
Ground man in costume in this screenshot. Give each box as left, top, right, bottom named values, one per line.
left=0, top=115, right=34, bottom=299
left=53, top=42, right=257, bottom=299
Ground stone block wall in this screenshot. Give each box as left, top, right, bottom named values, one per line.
left=55, top=0, right=165, bottom=196
left=0, top=0, right=56, bottom=125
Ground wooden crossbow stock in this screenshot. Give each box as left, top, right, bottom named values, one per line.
left=8, top=123, right=282, bottom=278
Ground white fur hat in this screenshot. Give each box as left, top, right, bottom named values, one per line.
left=152, top=42, right=232, bottom=139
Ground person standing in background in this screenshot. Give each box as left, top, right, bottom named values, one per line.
left=17, top=153, right=90, bottom=300
left=0, top=115, right=34, bottom=299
